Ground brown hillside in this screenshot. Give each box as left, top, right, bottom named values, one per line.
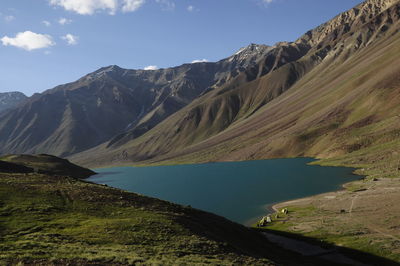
left=71, top=0, right=400, bottom=169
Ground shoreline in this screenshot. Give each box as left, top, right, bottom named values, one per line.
left=259, top=168, right=364, bottom=220
left=89, top=156, right=319, bottom=169
left=269, top=177, right=361, bottom=215
left=260, top=175, right=400, bottom=262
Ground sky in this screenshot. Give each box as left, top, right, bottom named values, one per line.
left=0, top=0, right=363, bottom=96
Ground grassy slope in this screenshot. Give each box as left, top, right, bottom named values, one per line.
left=0, top=154, right=95, bottom=178
left=1, top=172, right=335, bottom=265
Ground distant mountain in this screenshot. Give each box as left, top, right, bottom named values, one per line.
left=70, top=0, right=400, bottom=166
left=0, top=0, right=399, bottom=168
left=0, top=92, right=27, bottom=113
left=0, top=45, right=272, bottom=157
left=106, top=42, right=308, bottom=149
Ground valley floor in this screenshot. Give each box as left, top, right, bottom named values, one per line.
left=261, top=176, right=400, bottom=264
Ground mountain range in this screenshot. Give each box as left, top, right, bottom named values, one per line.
left=0, top=44, right=274, bottom=157
left=0, top=0, right=399, bottom=171
left=0, top=92, right=27, bottom=113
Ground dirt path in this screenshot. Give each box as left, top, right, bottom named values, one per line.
left=263, top=232, right=369, bottom=265
left=349, top=194, right=358, bottom=215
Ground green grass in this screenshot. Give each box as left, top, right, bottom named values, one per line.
left=1, top=172, right=303, bottom=265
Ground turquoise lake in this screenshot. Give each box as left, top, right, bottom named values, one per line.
left=88, top=158, right=359, bottom=225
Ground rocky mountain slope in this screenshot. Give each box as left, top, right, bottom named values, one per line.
left=0, top=91, right=27, bottom=113
left=0, top=0, right=399, bottom=168
left=0, top=46, right=272, bottom=157
left=72, top=0, right=400, bottom=167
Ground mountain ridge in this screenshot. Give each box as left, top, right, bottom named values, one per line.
left=0, top=45, right=273, bottom=157
left=0, top=0, right=399, bottom=168
left=70, top=0, right=400, bottom=167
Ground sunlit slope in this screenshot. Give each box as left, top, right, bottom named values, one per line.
left=72, top=0, right=400, bottom=168
left=0, top=45, right=273, bottom=157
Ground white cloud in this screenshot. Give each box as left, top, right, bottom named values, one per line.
left=122, top=0, right=145, bottom=12
left=48, top=0, right=178, bottom=14
left=4, top=15, right=15, bottom=22
left=1, top=31, right=55, bottom=51
left=191, top=59, right=208, bottom=64
left=58, top=17, right=72, bottom=25
left=257, top=0, right=276, bottom=8
left=61, top=33, right=78, bottom=45
left=187, top=5, right=194, bottom=12
left=42, top=20, right=51, bottom=26
left=155, top=0, right=175, bottom=11
left=262, top=0, right=274, bottom=4
left=49, top=0, right=118, bottom=15
left=144, top=65, right=158, bottom=70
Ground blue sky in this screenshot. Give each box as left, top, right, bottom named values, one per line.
left=0, top=0, right=363, bottom=95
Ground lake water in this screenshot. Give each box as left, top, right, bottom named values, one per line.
left=88, top=158, right=359, bottom=225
